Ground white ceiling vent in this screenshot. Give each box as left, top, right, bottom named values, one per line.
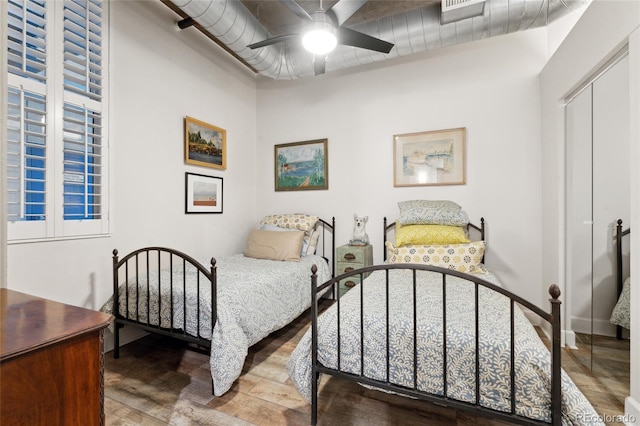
left=441, top=0, right=486, bottom=24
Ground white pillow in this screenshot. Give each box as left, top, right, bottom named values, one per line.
left=397, top=200, right=469, bottom=226
left=306, top=229, right=320, bottom=255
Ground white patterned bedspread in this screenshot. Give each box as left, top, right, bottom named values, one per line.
left=102, top=253, right=331, bottom=396
left=610, top=276, right=631, bottom=330
left=286, top=269, right=603, bottom=426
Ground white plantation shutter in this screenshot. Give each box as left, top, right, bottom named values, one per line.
left=62, top=0, right=104, bottom=225
left=7, top=0, right=47, bottom=83
left=63, top=0, right=102, bottom=100
left=6, top=87, right=47, bottom=222
left=62, top=103, right=102, bottom=220
left=6, top=0, right=108, bottom=240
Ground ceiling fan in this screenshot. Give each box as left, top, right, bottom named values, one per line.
left=247, top=0, right=395, bottom=76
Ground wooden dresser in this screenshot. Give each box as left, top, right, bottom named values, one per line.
left=0, top=288, right=113, bottom=425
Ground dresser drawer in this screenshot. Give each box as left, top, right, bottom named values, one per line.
left=335, top=244, right=373, bottom=297
left=338, top=277, right=360, bottom=298
left=337, top=263, right=370, bottom=288
left=336, top=246, right=369, bottom=264
left=336, top=261, right=363, bottom=276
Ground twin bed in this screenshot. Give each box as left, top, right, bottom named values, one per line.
left=286, top=201, right=602, bottom=426
left=102, top=214, right=335, bottom=396
left=104, top=202, right=603, bottom=425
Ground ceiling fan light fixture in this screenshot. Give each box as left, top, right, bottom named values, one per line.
left=302, top=22, right=337, bottom=55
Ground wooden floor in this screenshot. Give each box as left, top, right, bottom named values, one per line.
left=570, top=332, right=631, bottom=413
left=104, top=308, right=630, bottom=426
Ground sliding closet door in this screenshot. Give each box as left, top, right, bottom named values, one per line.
left=592, top=55, right=630, bottom=340
left=566, top=85, right=593, bottom=352
left=565, top=51, right=630, bottom=375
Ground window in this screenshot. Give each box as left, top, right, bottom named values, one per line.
left=6, top=0, right=108, bottom=241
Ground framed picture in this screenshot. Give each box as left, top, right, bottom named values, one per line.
left=274, top=139, right=328, bottom=191
left=185, top=172, right=223, bottom=214
left=184, top=116, right=226, bottom=170
left=393, top=127, right=466, bottom=187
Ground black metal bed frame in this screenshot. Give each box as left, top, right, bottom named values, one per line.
left=308, top=217, right=562, bottom=426
left=614, top=218, right=631, bottom=340
left=111, top=247, right=217, bottom=357
left=110, top=217, right=335, bottom=392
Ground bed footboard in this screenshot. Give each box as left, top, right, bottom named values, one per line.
left=308, top=264, right=562, bottom=426
left=111, top=247, right=217, bottom=359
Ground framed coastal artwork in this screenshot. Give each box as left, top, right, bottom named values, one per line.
left=274, top=139, right=328, bottom=191
left=185, top=172, right=223, bottom=214
left=184, top=116, right=226, bottom=170
left=393, top=127, right=466, bottom=187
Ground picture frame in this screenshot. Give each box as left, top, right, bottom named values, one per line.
left=393, top=127, right=466, bottom=187
left=185, top=172, right=223, bottom=214
left=184, top=116, right=226, bottom=170
left=274, top=139, right=328, bottom=191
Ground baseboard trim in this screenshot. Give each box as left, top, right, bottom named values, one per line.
left=624, top=396, right=640, bottom=426
left=571, top=316, right=624, bottom=338
left=563, top=329, right=577, bottom=349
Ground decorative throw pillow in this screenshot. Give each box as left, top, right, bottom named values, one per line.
left=260, top=223, right=311, bottom=256
left=400, top=200, right=461, bottom=210
left=385, top=241, right=486, bottom=274
left=306, top=229, right=321, bottom=255
left=395, top=224, right=470, bottom=246
left=260, top=214, right=319, bottom=234
left=610, top=276, right=630, bottom=329
left=244, top=229, right=305, bottom=262
left=397, top=200, right=468, bottom=226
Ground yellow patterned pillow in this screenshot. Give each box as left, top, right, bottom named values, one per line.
left=260, top=214, right=319, bottom=234
left=395, top=224, right=470, bottom=246
left=385, top=241, right=487, bottom=274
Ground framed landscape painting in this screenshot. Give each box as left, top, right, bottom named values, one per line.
left=185, top=116, right=226, bottom=170
left=274, top=139, right=328, bottom=191
left=393, top=127, right=466, bottom=187
left=185, top=172, right=223, bottom=214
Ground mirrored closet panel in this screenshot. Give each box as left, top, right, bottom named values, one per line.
left=565, top=49, right=630, bottom=396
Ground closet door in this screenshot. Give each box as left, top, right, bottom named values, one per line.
left=592, top=55, right=630, bottom=339
left=566, top=85, right=593, bottom=347
left=565, top=52, right=630, bottom=374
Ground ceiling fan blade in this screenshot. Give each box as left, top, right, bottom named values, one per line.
left=326, top=0, right=368, bottom=26
left=247, top=34, right=299, bottom=49
left=313, top=55, right=326, bottom=76
left=337, top=27, right=394, bottom=54
left=279, top=0, right=312, bottom=21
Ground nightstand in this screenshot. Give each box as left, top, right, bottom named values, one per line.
left=336, top=244, right=373, bottom=297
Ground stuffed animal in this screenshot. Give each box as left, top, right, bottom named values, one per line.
left=349, top=214, right=369, bottom=246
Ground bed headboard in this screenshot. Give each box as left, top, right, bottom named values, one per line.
left=316, top=217, right=336, bottom=278
left=382, top=217, right=486, bottom=262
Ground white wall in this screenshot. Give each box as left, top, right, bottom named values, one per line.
left=256, top=29, right=548, bottom=306
left=540, top=0, right=640, bottom=419
left=6, top=1, right=258, bottom=310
